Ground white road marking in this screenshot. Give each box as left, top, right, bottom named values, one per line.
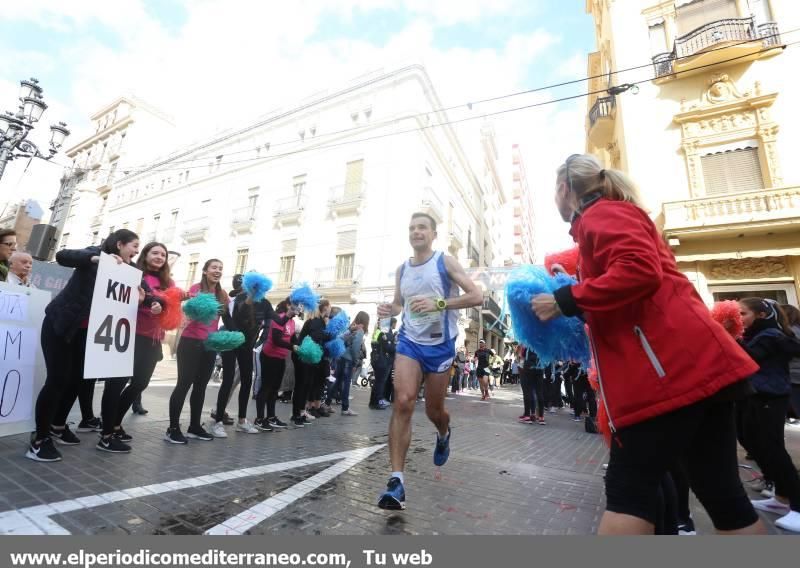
left=205, top=445, right=382, bottom=535
left=0, top=445, right=385, bottom=535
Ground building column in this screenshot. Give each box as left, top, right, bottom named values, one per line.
left=788, top=256, right=800, bottom=306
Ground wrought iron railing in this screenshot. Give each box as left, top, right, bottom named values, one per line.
left=589, top=95, right=616, bottom=129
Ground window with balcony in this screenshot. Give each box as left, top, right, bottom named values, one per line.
left=279, top=255, right=295, bottom=285
left=335, top=254, right=355, bottom=282
left=701, top=146, right=764, bottom=195
left=248, top=193, right=259, bottom=217
left=676, top=0, right=737, bottom=36
left=649, top=22, right=667, bottom=54
left=235, top=248, right=249, bottom=274
left=187, top=254, right=199, bottom=286
left=293, top=174, right=307, bottom=197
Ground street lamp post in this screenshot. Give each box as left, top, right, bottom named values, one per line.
left=0, top=78, right=70, bottom=183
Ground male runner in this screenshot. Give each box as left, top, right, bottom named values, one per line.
left=376, top=212, right=483, bottom=510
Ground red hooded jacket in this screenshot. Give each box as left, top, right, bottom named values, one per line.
left=553, top=197, right=757, bottom=431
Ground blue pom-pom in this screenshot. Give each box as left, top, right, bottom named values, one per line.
left=297, top=336, right=323, bottom=364
left=325, top=310, right=350, bottom=337
left=505, top=265, right=590, bottom=367
left=242, top=272, right=273, bottom=302
left=183, top=293, right=221, bottom=325
left=325, top=337, right=346, bottom=360
left=290, top=283, right=320, bottom=313
left=204, top=330, right=245, bottom=352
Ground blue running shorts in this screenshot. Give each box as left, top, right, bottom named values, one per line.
left=396, top=335, right=456, bottom=374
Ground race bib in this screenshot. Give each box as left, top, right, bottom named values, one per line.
left=405, top=296, right=440, bottom=326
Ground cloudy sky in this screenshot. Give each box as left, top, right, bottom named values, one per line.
left=0, top=0, right=594, bottom=257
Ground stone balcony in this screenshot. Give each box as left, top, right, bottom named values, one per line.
left=328, top=182, right=366, bottom=218
left=180, top=217, right=210, bottom=244
left=652, top=18, right=782, bottom=81
left=449, top=219, right=465, bottom=252
left=587, top=95, right=616, bottom=146
left=662, top=185, right=800, bottom=238
left=273, top=195, right=306, bottom=227
left=230, top=206, right=257, bottom=235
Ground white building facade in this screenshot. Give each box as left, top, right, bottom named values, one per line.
left=85, top=66, right=508, bottom=351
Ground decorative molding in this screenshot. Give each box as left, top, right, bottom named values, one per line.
left=709, top=257, right=790, bottom=280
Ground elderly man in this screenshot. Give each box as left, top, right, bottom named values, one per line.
left=7, top=251, right=34, bottom=287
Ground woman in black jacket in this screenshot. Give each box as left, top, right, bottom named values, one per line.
left=27, top=229, right=141, bottom=463
left=299, top=299, right=332, bottom=418
left=739, top=298, right=800, bottom=533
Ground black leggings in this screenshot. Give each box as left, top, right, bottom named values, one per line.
left=572, top=373, right=597, bottom=418
left=257, top=354, right=285, bottom=420
left=745, top=394, right=800, bottom=511
left=34, top=317, right=87, bottom=440
left=216, top=344, right=254, bottom=420
left=116, top=335, right=163, bottom=424
left=169, top=337, right=215, bottom=430
left=291, top=354, right=307, bottom=418
left=519, top=368, right=540, bottom=417
left=99, top=335, right=163, bottom=435
left=530, top=371, right=545, bottom=418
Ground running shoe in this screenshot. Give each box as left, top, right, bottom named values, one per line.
left=677, top=517, right=696, bottom=536
left=292, top=417, right=306, bottom=428
left=317, top=407, right=332, bottom=417
left=518, top=416, right=531, bottom=423
left=50, top=425, right=80, bottom=445
left=572, top=416, right=583, bottom=422
left=96, top=436, right=131, bottom=453
left=377, top=477, right=406, bottom=510
left=537, top=417, right=547, bottom=425
left=186, top=426, right=214, bottom=441
left=210, top=411, right=234, bottom=425
left=164, top=427, right=188, bottom=444
left=302, top=410, right=316, bottom=421
left=235, top=419, right=259, bottom=434
left=775, top=511, right=800, bottom=533
left=253, top=418, right=274, bottom=432
left=761, top=481, right=776, bottom=499
left=268, top=417, right=289, bottom=429
left=300, top=415, right=312, bottom=425
left=26, top=437, right=62, bottom=462
left=77, top=417, right=102, bottom=432
left=341, top=409, right=358, bottom=416
left=378, top=399, right=391, bottom=409
left=433, top=427, right=451, bottom=466
left=113, top=427, right=133, bottom=443
left=210, top=421, right=228, bottom=438
left=750, top=497, right=791, bottom=515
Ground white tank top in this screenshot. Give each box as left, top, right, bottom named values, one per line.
left=399, top=251, right=460, bottom=346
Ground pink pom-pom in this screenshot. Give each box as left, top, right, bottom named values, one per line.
left=544, top=247, right=579, bottom=276
left=710, top=300, right=744, bottom=339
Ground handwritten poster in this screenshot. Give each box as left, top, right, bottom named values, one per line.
left=0, top=289, right=28, bottom=322
left=0, top=325, right=36, bottom=424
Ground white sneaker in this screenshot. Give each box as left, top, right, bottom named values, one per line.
left=760, top=482, right=776, bottom=499
left=302, top=410, right=316, bottom=421
left=235, top=419, right=259, bottom=434
left=341, top=409, right=358, bottom=416
left=775, top=510, right=800, bottom=533
left=210, top=421, right=228, bottom=438
left=751, top=497, right=791, bottom=515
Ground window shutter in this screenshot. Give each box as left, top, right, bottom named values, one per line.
left=336, top=230, right=357, bottom=252
left=344, top=160, right=364, bottom=195
left=701, top=147, right=764, bottom=195
left=282, top=239, right=297, bottom=255
left=676, top=0, right=737, bottom=35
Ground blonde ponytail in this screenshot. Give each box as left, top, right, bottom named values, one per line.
left=557, top=154, right=646, bottom=211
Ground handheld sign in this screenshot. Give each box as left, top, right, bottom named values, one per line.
left=0, top=283, right=51, bottom=437
left=84, top=253, right=142, bottom=379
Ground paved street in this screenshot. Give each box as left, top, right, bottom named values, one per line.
left=0, top=362, right=798, bottom=535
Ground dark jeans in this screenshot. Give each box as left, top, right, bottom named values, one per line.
left=257, top=354, right=285, bottom=420
left=519, top=367, right=539, bottom=417
left=572, top=373, right=597, bottom=418
left=116, top=335, right=163, bottom=425
left=371, top=360, right=391, bottom=406
left=34, top=317, right=87, bottom=440
left=745, top=394, right=800, bottom=511
left=217, top=344, right=254, bottom=420
left=328, top=359, right=353, bottom=411
left=169, top=337, right=215, bottom=430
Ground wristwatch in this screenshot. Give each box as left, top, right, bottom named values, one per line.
left=435, top=298, right=448, bottom=312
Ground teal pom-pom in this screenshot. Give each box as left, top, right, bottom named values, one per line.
left=505, top=265, right=590, bottom=367
left=297, top=336, right=323, bottom=364
left=183, top=293, right=221, bottom=325
left=204, top=330, right=245, bottom=352
left=243, top=272, right=273, bottom=302
left=325, top=310, right=350, bottom=337
left=325, top=337, right=346, bottom=360
left=290, top=283, right=320, bottom=313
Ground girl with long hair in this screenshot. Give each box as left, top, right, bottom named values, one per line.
left=326, top=311, right=370, bottom=416
left=300, top=299, right=332, bottom=418
left=166, top=258, right=231, bottom=444
left=27, top=229, right=140, bottom=462
left=738, top=298, right=800, bottom=532
left=105, top=242, right=177, bottom=445
left=532, top=153, right=764, bottom=535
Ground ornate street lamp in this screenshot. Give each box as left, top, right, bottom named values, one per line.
left=0, top=77, right=70, bottom=183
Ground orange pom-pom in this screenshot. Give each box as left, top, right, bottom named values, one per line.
left=710, top=300, right=744, bottom=339
left=159, top=287, right=185, bottom=331
left=544, top=247, right=579, bottom=276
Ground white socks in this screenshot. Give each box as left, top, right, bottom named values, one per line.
left=391, top=472, right=404, bottom=484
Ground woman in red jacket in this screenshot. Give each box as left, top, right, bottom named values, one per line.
left=532, top=153, right=764, bottom=535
